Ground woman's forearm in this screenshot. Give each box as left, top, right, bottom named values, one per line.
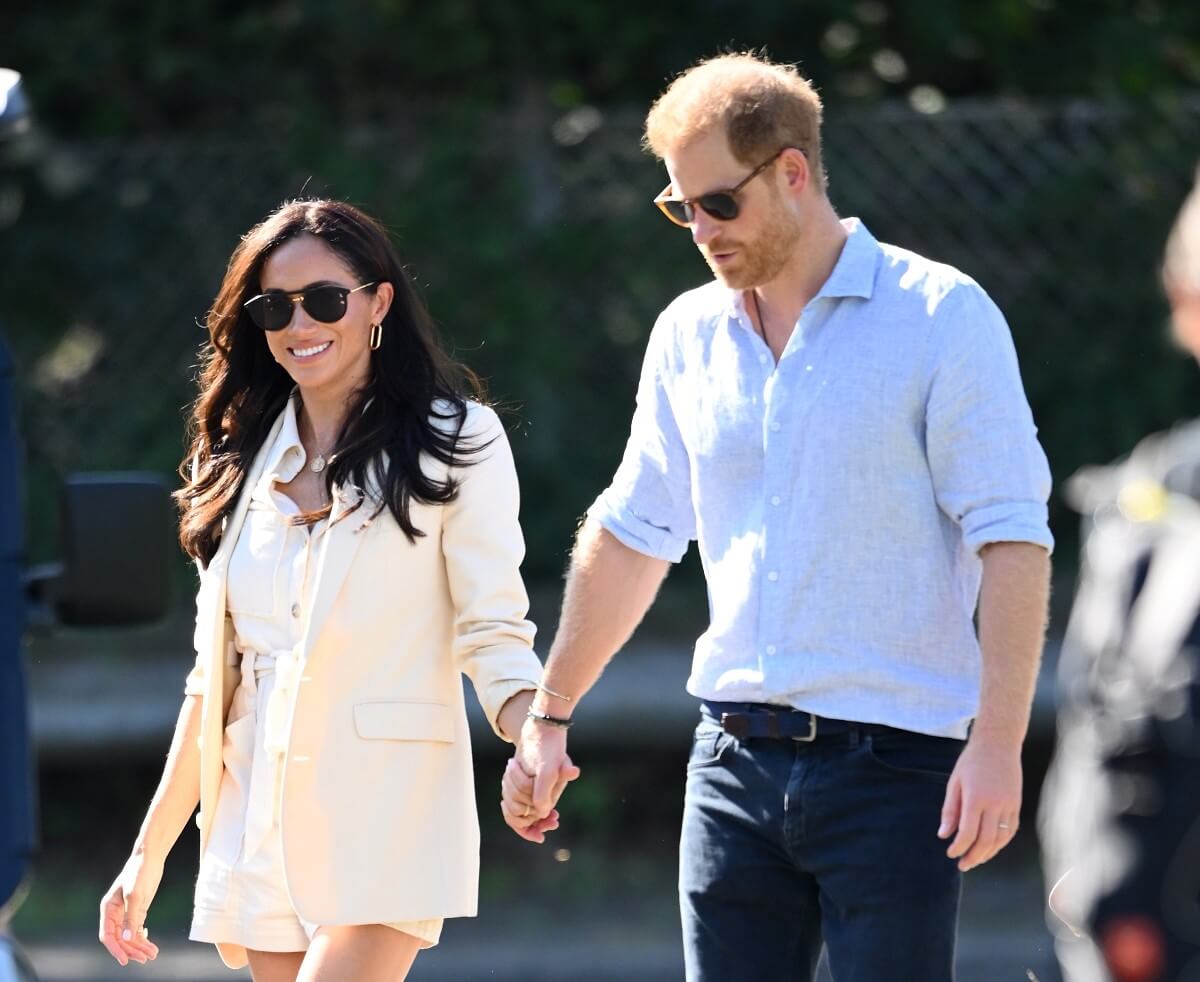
left=130, top=694, right=204, bottom=861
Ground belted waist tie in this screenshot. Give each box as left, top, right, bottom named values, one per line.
left=238, top=647, right=302, bottom=862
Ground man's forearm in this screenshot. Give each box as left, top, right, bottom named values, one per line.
left=973, top=541, right=1051, bottom=744
left=531, top=519, right=672, bottom=718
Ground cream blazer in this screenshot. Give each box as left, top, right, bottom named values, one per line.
left=186, top=400, right=540, bottom=937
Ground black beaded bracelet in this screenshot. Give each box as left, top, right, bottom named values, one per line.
left=527, top=709, right=574, bottom=729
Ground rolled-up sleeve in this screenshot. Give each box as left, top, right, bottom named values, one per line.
left=442, top=404, right=541, bottom=741
left=588, top=313, right=696, bottom=562
left=925, top=284, right=1054, bottom=555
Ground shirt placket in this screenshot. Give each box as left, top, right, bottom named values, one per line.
left=756, top=307, right=817, bottom=682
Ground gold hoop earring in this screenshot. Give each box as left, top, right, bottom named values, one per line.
left=369, top=323, right=383, bottom=350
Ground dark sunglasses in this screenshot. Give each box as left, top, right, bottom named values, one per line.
left=243, top=281, right=377, bottom=332
left=653, top=148, right=802, bottom=227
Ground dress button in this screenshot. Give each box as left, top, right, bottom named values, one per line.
left=766, top=644, right=777, bottom=655
left=291, top=603, right=301, bottom=618
left=770, top=495, right=782, bottom=506
left=767, top=571, right=779, bottom=582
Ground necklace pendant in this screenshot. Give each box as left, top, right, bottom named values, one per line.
left=309, top=454, right=327, bottom=474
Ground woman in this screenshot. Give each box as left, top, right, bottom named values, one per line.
left=98, top=199, right=564, bottom=980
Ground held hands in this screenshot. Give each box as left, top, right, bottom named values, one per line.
left=938, top=733, right=1022, bottom=872
left=99, top=851, right=163, bottom=966
left=500, top=716, right=581, bottom=843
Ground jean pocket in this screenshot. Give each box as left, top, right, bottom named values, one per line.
left=861, top=731, right=963, bottom=783
left=686, top=722, right=733, bottom=772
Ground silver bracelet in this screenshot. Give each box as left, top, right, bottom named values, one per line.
left=535, top=681, right=573, bottom=702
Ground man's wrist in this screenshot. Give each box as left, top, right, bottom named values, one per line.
left=530, top=690, right=575, bottom=718
left=968, top=719, right=1027, bottom=748
left=526, top=708, right=573, bottom=729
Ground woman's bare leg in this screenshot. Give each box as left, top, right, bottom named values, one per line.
left=297, top=925, right=421, bottom=982
left=246, top=949, right=305, bottom=982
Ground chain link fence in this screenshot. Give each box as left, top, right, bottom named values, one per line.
left=2, top=96, right=1198, bottom=574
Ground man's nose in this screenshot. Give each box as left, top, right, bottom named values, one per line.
left=691, top=209, right=720, bottom=246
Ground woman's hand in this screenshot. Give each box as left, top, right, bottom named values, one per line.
left=99, top=851, right=164, bottom=966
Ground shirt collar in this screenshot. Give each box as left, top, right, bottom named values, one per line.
left=816, top=217, right=879, bottom=301
left=723, top=216, right=880, bottom=323
left=250, top=392, right=306, bottom=505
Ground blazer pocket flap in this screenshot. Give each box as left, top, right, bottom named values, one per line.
left=353, top=701, right=455, bottom=743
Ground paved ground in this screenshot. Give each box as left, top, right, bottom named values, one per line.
left=23, top=837, right=1065, bottom=981
left=20, top=610, right=1070, bottom=980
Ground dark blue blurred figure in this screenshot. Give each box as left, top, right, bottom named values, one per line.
left=0, top=67, right=38, bottom=982
left=1041, top=169, right=1200, bottom=982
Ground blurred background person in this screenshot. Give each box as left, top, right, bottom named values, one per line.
left=98, top=199, right=547, bottom=981
left=1040, top=169, right=1200, bottom=982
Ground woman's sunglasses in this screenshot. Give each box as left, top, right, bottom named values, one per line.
left=243, top=281, right=377, bottom=332
left=653, top=148, right=801, bottom=227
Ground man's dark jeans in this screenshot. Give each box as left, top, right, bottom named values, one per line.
left=680, top=702, right=965, bottom=982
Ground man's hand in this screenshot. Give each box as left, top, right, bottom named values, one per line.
left=500, top=719, right=580, bottom=843
left=938, top=733, right=1022, bottom=871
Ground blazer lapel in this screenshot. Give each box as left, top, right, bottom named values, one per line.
left=197, top=410, right=290, bottom=680
left=197, top=408, right=288, bottom=852
left=299, top=484, right=372, bottom=657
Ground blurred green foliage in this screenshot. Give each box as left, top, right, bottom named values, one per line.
left=2, top=1, right=1199, bottom=590
left=5, top=1, right=1200, bottom=136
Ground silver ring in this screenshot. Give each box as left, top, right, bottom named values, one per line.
left=998, top=822, right=1011, bottom=830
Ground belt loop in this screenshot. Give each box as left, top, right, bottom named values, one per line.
left=239, top=647, right=257, bottom=696
left=849, top=727, right=861, bottom=748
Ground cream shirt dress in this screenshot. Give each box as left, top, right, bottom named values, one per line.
left=188, top=399, right=441, bottom=962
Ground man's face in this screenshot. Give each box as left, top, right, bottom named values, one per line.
left=663, top=128, right=803, bottom=290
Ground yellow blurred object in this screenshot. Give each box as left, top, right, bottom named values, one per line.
left=1117, top=480, right=1168, bottom=523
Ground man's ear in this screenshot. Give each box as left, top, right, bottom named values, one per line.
left=778, top=147, right=811, bottom=197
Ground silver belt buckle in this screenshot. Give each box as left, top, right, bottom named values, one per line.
left=792, top=713, right=818, bottom=742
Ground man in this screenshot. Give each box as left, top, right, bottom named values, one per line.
left=1040, top=170, right=1200, bottom=982
left=506, top=53, right=1053, bottom=981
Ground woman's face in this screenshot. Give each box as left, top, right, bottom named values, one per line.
left=257, top=233, right=393, bottom=405
left=1170, top=290, right=1200, bottom=361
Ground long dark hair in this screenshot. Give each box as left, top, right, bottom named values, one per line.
left=176, top=199, right=484, bottom=566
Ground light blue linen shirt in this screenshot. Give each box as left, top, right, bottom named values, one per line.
left=589, top=218, right=1053, bottom=738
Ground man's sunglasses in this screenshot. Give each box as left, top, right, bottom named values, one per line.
left=653, top=147, right=802, bottom=227
left=243, top=282, right=377, bottom=332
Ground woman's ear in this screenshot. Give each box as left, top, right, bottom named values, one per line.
left=372, top=282, right=395, bottom=325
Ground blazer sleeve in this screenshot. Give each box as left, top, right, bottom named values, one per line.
left=182, top=455, right=208, bottom=697
left=441, top=403, right=541, bottom=742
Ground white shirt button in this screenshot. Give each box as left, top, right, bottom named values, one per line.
left=770, top=495, right=782, bottom=506
left=767, top=570, right=779, bottom=582
left=766, top=644, right=777, bottom=655
left=291, top=603, right=301, bottom=618
left=770, top=422, right=781, bottom=432
left=806, top=365, right=814, bottom=372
